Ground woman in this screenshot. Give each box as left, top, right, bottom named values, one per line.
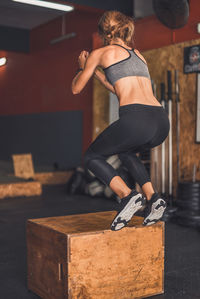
left=71, top=10, right=170, bottom=231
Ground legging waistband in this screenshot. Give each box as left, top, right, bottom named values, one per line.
left=119, top=103, right=164, bottom=117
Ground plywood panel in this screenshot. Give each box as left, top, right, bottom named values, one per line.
left=0, top=181, right=42, bottom=199
left=92, top=73, right=109, bottom=140
left=34, top=170, right=73, bottom=185
left=143, top=38, right=200, bottom=197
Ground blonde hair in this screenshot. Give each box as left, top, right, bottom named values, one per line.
left=98, top=10, right=134, bottom=46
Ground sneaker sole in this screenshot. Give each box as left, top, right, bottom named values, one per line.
left=143, top=200, right=166, bottom=226
left=111, top=194, right=145, bottom=231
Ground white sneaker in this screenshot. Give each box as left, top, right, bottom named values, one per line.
left=111, top=189, right=146, bottom=231
left=143, top=192, right=167, bottom=226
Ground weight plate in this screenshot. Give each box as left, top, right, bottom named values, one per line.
left=175, top=210, right=200, bottom=228
left=177, top=195, right=200, bottom=202
left=175, top=210, right=200, bottom=220
left=175, top=217, right=198, bottom=228
left=178, top=190, right=200, bottom=196
left=178, top=181, right=200, bottom=186
left=175, top=200, right=200, bottom=211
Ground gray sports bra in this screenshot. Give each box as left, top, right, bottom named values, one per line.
left=103, top=44, right=151, bottom=86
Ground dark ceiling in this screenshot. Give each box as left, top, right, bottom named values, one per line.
left=0, top=0, right=154, bottom=53
left=0, top=0, right=154, bottom=30
left=0, top=0, right=66, bottom=29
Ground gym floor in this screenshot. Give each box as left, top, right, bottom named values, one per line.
left=1, top=185, right=200, bottom=299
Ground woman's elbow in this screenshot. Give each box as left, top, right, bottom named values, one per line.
left=111, top=88, right=116, bottom=94
left=71, top=85, right=80, bottom=95
left=108, top=87, right=115, bottom=94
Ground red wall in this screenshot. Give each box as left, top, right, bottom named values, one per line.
left=0, top=9, right=102, bottom=157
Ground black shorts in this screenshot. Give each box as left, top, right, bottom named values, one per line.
left=84, top=103, right=170, bottom=186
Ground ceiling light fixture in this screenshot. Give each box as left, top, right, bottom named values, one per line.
left=0, top=57, right=7, bottom=67
left=12, top=0, right=74, bottom=12
left=50, top=32, right=76, bottom=44
left=50, top=15, right=76, bottom=45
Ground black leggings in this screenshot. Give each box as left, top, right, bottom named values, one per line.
left=84, top=103, right=170, bottom=187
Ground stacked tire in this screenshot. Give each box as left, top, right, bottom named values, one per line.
left=175, top=181, right=200, bottom=228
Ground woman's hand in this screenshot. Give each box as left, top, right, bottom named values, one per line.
left=72, top=49, right=100, bottom=94
left=78, top=50, right=89, bottom=69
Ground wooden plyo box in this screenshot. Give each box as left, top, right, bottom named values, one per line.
left=27, top=211, right=165, bottom=299
left=34, top=170, right=73, bottom=185
left=0, top=176, right=42, bottom=200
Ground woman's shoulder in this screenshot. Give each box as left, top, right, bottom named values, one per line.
left=85, top=46, right=110, bottom=68
left=90, top=45, right=114, bottom=63
left=97, top=45, right=119, bottom=60
left=89, top=46, right=108, bottom=58
left=93, top=45, right=114, bottom=54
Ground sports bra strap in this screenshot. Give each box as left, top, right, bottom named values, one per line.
left=112, top=43, right=134, bottom=52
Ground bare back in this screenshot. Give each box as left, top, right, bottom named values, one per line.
left=99, top=45, right=161, bottom=107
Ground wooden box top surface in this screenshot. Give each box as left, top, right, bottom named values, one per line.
left=27, top=211, right=164, bottom=235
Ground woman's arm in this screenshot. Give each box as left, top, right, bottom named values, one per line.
left=94, top=68, right=115, bottom=94
left=72, top=50, right=100, bottom=95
